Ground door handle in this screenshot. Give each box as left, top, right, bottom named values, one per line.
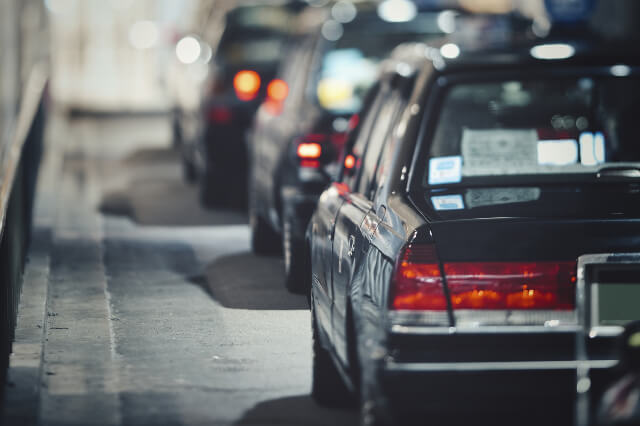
left=362, top=212, right=381, bottom=238
left=362, top=206, right=386, bottom=238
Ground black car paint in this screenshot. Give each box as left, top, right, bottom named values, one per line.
left=310, top=56, right=431, bottom=392
left=249, top=31, right=343, bottom=240
left=176, top=6, right=295, bottom=205
left=308, top=45, right=640, bottom=424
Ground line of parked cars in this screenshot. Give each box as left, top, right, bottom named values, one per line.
left=172, top=1, right=640, bottom=425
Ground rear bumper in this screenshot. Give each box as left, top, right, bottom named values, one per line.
left=372, top=325, right=619, bottom=425
left=380, top=364, right=576, bottom=425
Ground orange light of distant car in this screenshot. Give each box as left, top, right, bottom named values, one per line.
left=344, top=154, right=356, bottom=169
left=267, top=79, right=289, bottom=102
left=233, top=70, right=261, bottom=101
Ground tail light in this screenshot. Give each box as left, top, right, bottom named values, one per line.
left=344, top=154, right=356, bottom=170
left=445, top=262, right=576, bottom=310
left=294, top=131, right=345, bottom=169
left=297, top=143, right=322, bottom=159
left=266, top=79, right=288, bottom=102
left=390, top=243, right=577, bottom=316
left=208, top=106, right=232, bottom=124
left=295, top=133, right=327, bottom=169
left=390, top=244, right=448, bottom=310
left=233, top=70, right=261, bottom=101
left=348, top=113, right=359, bottom=131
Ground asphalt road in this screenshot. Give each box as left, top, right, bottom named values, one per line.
left=2, top=113, right=358, bottom=426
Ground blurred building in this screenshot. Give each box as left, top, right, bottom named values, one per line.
left=48, top=0, right=202, bottom=112
left=46, top=0, right=640, bottom=112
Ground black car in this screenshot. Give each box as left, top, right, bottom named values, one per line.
left=247, top=5, right=449, bottom=291
left=176, top=4, right=297, bottom=207
left=306, top=39, right=640, bottom=425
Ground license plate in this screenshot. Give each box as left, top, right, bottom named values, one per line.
left=595, top=283, right=640, bottom=326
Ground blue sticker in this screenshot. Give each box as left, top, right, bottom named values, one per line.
left=428, top=156, right=462, bottom=185
left=431, top=194, right=464, bottom=211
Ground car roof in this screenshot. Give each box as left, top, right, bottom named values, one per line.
left=392, top=36, right=640, bottom=76
left=444, top=41, right=639, bottom=71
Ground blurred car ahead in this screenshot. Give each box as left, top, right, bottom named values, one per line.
left=247, top=4, right=451, bottom=291
left=306, top=39, right=640, bottom=426
left=175, top=4, right=299, bottom=207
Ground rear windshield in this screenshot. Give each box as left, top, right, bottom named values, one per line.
left=424, top=75, right=640, bottom=186
left=217, top=7, right=292, bottom=67
left=314, top=14, right=444, bottom=114
left=218, top=37, right=285, bottom=67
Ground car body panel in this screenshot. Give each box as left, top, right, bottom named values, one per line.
left=309, top=36, right=640, bottom=424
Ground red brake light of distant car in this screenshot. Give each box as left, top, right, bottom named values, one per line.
left=267, top=79, right=288, bottom=102
left=233, top=70, right=261, bottom=101
left=208, top=106, right=232, bottom=124
left=348, top=114, right=359, bottom=130
left=300, top=159, right=321, bottom=168
left=444, top=262, right=576, bottom=310
left=331, top=132, right=348, bottom=148
left=297, top=142, right=322, bottom=159
left=390, top=244, right=448, bottom=311
left=344, top=154, right=355, bottom=170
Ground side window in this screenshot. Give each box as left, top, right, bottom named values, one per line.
left=341, top=85, right=384, bottom=190
left=371, top=96, right=409, bottom=200
left=356, top=90, right=403, bottom=199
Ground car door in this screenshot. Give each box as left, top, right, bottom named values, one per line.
left=331, top=84, right=406, bottom=364
left=311, top=82, right=384, bottom=333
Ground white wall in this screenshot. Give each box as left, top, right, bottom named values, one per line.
left=48, top=0, right=200, bottom=111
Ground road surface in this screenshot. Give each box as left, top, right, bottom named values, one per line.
left=2, top=112, right=357, bottom=426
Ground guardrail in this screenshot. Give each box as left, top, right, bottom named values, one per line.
left=0, top=64, right=48, bottom=396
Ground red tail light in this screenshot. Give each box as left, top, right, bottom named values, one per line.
left=344, top=154, right=355, bottom=169
left=297, top=142, right=322, bottom=159
left=348, top=114, right=359, bottom=130
left=233, top=70, right=261, bottom=101
left=445, top=262, right=576, bottom=310
left=267, top=79, right=288, bottom=102
left=390, top=243, right=576, bottom=312
left=208, top=106, right=232, bottom=124
left=391, top=244, right=448, bottom=310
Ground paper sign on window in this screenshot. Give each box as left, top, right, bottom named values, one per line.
left=461, top=129, right=538, bottom=176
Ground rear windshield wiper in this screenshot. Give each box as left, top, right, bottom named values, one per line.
left=596, top=166, right=640, bottom=179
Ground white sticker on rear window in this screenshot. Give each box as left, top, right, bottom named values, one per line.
left=428, top=156, right=462, bottom=185
left=461, top=129, right=538, bottom=176
left=579, top=132, right=606, bottom=166
left=431, top=194, right=464, bottom=210
left=537, top=140, right=578, bottom=166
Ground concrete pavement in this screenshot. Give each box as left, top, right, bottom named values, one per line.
left=2, top=112, right=357, bottom=426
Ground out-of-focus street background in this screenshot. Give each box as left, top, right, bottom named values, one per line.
left=1, top=0, right=640, bottom=425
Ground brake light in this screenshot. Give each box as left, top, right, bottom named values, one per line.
left=390, top=243, right=577, bottom=312
left=390, top=244, right=448, bottom=310
left=233, top=70, right=261, bottom=101
left=331, top=132, right=348, bottom=148
left=348, top=114, right=359, bottom=130
left=208, top=106, right=232, bottom=124
left=445, top=262, right=576, bottom=310
left=297, top=143, right=322, bottom=159
left=267, top=79, right=288, bottom=102
left=344, top=154, right=355, bottom=169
